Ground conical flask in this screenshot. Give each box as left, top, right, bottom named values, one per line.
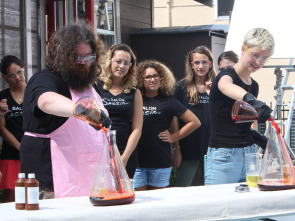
left=73, top=96, right=104, bottom=127
left=257, top=120, right=295, bottom=191
left=231, top=100, right=258, bottom=123
left=90, top=130, right=135, bottom=206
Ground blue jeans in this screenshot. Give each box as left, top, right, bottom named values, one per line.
left=204, top=145, right=255, bottom=185
left=133, top=167, right=172, bottom=188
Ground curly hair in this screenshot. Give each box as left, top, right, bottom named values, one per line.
left=46, top=21, right=104, bottom=75
left=136, top=60, right=176, bottom=96
left=185, top=46, right=217, bottom=105
left=99, top=44, right=137, bottom=94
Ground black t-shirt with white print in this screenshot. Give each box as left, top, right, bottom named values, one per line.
left=137, top=95, right=187, bottom=168
left=0, top=88, right=24, bottom=159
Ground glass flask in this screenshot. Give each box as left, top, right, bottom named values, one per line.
left=257, top=120, right=295, bottom=191
left=231, top=100, right=258, bottom=123
left=89, top=130, right=135, bottom=206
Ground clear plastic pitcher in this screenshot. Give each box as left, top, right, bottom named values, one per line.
left=258, top=120, right=295, bottom=191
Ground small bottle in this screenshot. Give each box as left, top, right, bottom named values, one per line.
left=25, top=173, right=39, bottom=210
left=15, top=173, right=26, bottom=210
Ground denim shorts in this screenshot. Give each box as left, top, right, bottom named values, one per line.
left=133, top=167, right=172, bottom=188
left=204, top=145, right=255, bottom=185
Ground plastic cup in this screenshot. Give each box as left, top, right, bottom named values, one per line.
left=245, top=153, right=262, bottom=188
left=232, top=100, right=258, bottom=123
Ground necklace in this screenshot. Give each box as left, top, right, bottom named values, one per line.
left=15, top=97, right=23, bottom=102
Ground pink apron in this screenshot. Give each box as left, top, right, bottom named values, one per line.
left=25, top=87, right=108, bottom=198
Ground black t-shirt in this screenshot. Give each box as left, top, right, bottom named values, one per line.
left=0, top=88, right=24, bottom=160
left=96, top=80, right=135, bottom=153
left=137, top=95, right=187, bottom=168
left=20, top=68, right=71, bottom=189
left=174, top=79, right=210, bottom=160
left=209, top=68, right=258, bottom=148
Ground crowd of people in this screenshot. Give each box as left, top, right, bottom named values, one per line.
left=0, top=22, right=274, bottom=201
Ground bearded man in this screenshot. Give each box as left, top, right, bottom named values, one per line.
left=20, top=22, right=111, bottom=199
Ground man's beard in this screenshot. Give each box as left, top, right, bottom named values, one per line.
left=61, top=63, right=97, bottom=91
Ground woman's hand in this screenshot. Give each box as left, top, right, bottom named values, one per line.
left=0, top=99, right=9, bottom=117
left=172, top=148, right=182, bottom=167
left=158, top=130, right=174, bottom=143
left=205, top=81, right=212, bottom=95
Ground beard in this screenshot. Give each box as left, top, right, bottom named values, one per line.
left=60, top=62, right=97, bottom=91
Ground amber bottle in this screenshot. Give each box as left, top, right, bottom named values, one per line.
left=25, top=173, right=39, bottom=210
left=15, top=173, right=26, bottom=210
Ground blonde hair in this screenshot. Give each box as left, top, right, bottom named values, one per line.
left=136, top=60, right=175, bottom=96
left=99, top=44, right=137, bottom=93
left=185, top=46, right=216, bottom=105
left=243, top=28, right=275, bottom=56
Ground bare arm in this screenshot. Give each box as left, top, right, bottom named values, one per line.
left=37, top=92, right=75, bottom=118
left=171, top=116, right=182, bottom=167
left=121, top=89, right=143, bottom=166
left=218, top=75, right=247, bottom=100
left=159, top=109, right=201, bottom=143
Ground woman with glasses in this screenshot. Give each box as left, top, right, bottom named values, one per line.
left=96, top=44, right=143, bottom=178
left=205, top=28, right=274, bottom=185
left=172, top=46, right=217, bottom=187
left=134, top=60, right=200, bottom=190
left=0, top=55, right=26, bottom=202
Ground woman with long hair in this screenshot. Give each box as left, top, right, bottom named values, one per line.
left=96, top=44, right=143, bottom=178
left=173, top=46, right=217, bottom=186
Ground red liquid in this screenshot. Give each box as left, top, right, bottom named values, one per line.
left=258, top=179, right=295, bottom=191
left=90, top=192, right=135, bottom=206
left=258, top=184, right=295, bottom=191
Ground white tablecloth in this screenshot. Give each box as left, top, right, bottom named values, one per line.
left=1, top=183, right=295, bottom=221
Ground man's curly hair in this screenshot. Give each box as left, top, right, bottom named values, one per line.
left=46, top=21, right=104, bottom=75
left=136, top=60, right=176, bottom=96
left=99, top=44, right=137, bottom=94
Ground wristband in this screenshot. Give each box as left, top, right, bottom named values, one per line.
left=172, top=146, right=181, bottom=152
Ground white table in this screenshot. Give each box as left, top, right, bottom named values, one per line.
left=1, top=183, right=295, bottom=221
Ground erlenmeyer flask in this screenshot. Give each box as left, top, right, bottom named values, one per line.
left=73, top=96, right=104, bottom=127
left=90, top=130, right=135, bottom=206
left=231, top=100, right=258, bottom=123
left=257, top=120, right=295, bottom=191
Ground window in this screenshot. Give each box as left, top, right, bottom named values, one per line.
left=94, top=0, right=116, bottom=49
left=216, top=0, right=235, bottom=19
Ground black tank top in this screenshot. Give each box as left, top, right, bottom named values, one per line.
left=95, top=80, right=135, bottom=153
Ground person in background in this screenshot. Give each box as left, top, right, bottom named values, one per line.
left=205, top=28, right=274, bottom=185
left=217, top=50, right=239, bottom=72
left=96, top=44, right=143, bottom=178
left=172, top=46, right=217, bottom=187
left=20, top=22, right=111, bottom=199
left=0, top=55, right=26, bottom=202
left=134, top=60, right=200, bottom=190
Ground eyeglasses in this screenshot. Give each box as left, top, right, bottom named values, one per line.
left=245, top=45, right=270, bottom=64
left=76, top=54, right=96, bottom=64
left=111, top=58, right=132, bottom=68
left=191, top=60, right=210, bottom=66
left=143, top=74, right=160, bottom=81
left=7, top=68, right=24, bottom=78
